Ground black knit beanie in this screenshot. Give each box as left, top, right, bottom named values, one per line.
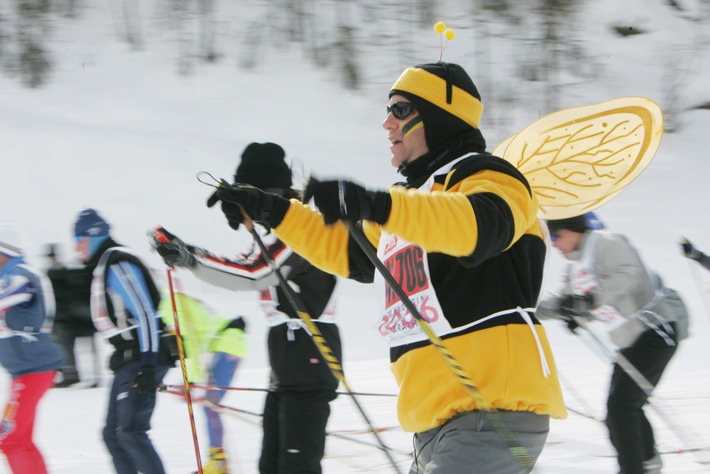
left=234, top=142, right=292, bottom=189
left=546, top=215, right=589, bottom=234
left=389, top=62, right=484, bottom=151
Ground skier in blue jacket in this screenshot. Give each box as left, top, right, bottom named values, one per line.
left=74, top=209, right=176, bottom=474
left=0, top=224, right=64, bottom=474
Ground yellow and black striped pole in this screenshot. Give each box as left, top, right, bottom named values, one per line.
left=240, top=209, right=403, bottom=474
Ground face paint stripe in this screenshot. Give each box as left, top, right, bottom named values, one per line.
left=402, top=115, right=423, bottom=136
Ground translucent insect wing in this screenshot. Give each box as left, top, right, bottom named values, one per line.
left=492, top=97, right=663, bottom=220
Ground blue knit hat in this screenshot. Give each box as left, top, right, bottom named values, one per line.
left=74, top=209, right=110, bottom=238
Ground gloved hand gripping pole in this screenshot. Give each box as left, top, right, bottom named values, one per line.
left=237, top=204, right=403, bottom=474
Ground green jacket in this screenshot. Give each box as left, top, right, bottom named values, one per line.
left=159, top=291, right=247, bottom=381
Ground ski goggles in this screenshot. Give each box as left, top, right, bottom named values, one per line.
left=387, top=102, right=416, bottom=120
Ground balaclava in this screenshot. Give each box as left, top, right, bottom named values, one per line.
left=389, top=61, right=484, bottom=151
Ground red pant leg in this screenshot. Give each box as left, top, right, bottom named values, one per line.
left=0, top=371, right=56, bottom=474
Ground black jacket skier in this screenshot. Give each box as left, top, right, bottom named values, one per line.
left=152, top=141, right=341, bottom=474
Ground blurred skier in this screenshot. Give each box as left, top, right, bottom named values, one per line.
left=159, top=291, right=247, bottom=474
left=0, top=224, right=64, bottom=474
left=151, top=142, right=341, bottom=474
left=74, top=208, right=177, bottom=474
left=44, top=243, right=99, bottom=388
left=537, top=213, right=689, bottom=474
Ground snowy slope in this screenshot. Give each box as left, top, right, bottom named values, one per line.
left=1, top=0, right=710, bottom=472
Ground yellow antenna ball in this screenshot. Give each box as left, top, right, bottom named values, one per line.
left=434, top=22, right=446, bottom=34
left=445, top=29, right=455, bottom=40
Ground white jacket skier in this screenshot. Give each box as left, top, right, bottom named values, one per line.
left=537, top=213, right=688, bottom=474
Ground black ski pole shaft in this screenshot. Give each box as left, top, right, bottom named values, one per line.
left=345, top=221, right=535, bottom=469
left=558, top=372, right=603, bottom=423
left=239, top=211, right=403, bottom=474
left=686, top=256, right=710, bottom=325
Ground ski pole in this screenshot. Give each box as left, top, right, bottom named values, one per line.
left=345, top=221, right=535, bottom=469
left=569, top=315, right=710, bottom=468
left=163, top=389, right=411, bottom=458
left=238, top=209, right=404, bottom=474
left=558, top=372, right=603, bottom=423
left=162, top=383, right=397, bottom=398
left=687, top=258, right=710, bottom=325
left=165, top=269, right=204, bottom=474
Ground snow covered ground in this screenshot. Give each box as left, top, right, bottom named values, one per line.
left=11, top=307, right=710, bottom=473
left=2, top=0, right=710, bottom=472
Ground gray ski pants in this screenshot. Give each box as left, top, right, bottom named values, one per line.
left=409, top=409, right=549, bottom=474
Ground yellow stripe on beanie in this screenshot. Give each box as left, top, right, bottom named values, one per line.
left=392, top=67, right=484, bottom=129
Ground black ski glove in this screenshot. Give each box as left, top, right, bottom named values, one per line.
left=151, top=227, right=196, bottom=268
left=558, top=293, right=595, bottom=318
left=207, top=181, right=291, bottom=230
left=681, top=239, right=703, bottom=261
left=133, top=365, right=157, bottom=396
left=303, top=178, right=392, bottom=225
left=558, top=294, right=594, bottom=333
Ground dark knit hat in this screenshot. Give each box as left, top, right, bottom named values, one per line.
left=74, top=208, right=110, bottom=237
left=234, top=142, right=292, bottom=189
left=389, top=62, right=483, bottom=150
left=546, top=212, right=604, bottom=234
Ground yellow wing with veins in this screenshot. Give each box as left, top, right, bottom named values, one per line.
left=492, top=97, right=663, bottom=220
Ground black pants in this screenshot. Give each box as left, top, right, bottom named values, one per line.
left=258, top=390, right=333, bottom=474
left=606, top=326, right=677, bottom=474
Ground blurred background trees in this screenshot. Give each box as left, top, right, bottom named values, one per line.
left=0, top=0, right=708, bottom=128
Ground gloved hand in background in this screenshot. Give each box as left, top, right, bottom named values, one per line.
left=681, top=238, right=703, bottom=261
left=207, top=181, right=291, bottom=231
left=557, top=293, right=595, bottom=333
left=151, top=227, right=196, bottom=268
left=133, top=365, right=157, bottom=397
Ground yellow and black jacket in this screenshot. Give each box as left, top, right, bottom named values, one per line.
left=274, top=150, right=567, bottom=432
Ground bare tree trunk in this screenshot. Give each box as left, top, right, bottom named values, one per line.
left=302, top=0, right=327, bottom=67
left=416, top=0, right=435, bottom=26
left=283, top=0, right=305, bottom=43
left=16, top=0, right=51, bottom=88
left=171, top=0, right=194, bottom=76
left=56, top=0, right=80, bottom=18
left=662, top=0, right=710, bottom=132
left=333, top=0, right=359, bottom=89
left=121, top=0, right=144, bottom=50
left=198, top=0, right=217, bottom=62
left=539, top=0, right=563, bottom=113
